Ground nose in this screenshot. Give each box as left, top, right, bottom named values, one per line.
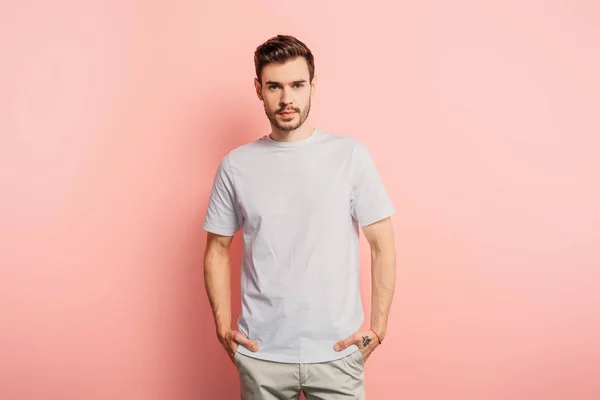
left=280, top=86, right=294, bottom=107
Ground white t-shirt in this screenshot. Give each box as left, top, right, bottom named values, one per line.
left=203, top=127, right=395, bottom=363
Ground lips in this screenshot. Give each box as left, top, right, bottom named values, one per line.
left=279, top=111, right=296, bottom=116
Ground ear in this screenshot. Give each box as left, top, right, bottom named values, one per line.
left=254, top=78, right=263, bottom=101
left=311, top=75, right=317, bottom=96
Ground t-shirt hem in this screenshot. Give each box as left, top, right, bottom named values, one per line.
left=236, top=344, right=360, bottom=364
left=202, top=222, right=238, bottom=236
left=358, top=206, right=396, bottom=227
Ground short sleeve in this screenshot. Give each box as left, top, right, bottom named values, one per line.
left=350, top=141, right=396, bottom=227
left=202, top=155, right=243, bottom=236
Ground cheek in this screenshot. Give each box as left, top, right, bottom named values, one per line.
left=263, top=95, right=278, bottom=109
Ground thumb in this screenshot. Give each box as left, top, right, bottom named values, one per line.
left=234, top=331, right=259, bottom=352
left=333, top=335, right=354, bottom=351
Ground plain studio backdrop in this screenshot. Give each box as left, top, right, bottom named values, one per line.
left=1, top=1, right=599, bottom=399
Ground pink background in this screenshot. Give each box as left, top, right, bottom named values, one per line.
left=1, top=1, right=599, bottom=399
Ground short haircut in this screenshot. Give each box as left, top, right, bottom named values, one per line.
left=254, top=34, right=315, bottom=85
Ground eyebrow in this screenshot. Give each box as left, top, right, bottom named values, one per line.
left=264, top=80, right=307, bottom=85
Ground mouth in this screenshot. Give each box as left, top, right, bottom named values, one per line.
left=279, top=111, right=296, bottom=117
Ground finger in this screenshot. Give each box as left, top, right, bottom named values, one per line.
left=230, top=341, right=239, bottom=354
left=233, top=331, right=259, bottom=351
left=334, top=334, right=358, bottom=351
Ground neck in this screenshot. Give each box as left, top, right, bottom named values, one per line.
left=270, top=123, right=315, bottom=143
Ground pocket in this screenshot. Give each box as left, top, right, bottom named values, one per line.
left=233, top=348, right=241, bottom=366
left=353, top=349, right=365, bottom=368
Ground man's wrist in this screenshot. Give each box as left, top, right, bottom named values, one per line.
left=216, top=321, right=231, bottom=339
left=370, top=326, right=386, bottom=343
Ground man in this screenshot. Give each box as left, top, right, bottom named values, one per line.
left=203, top=34, right=397, bottom=399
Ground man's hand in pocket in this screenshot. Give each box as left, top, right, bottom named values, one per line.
left=218, top=329, right=259, bottom=364
left=333, top=329, right=381, bottom=363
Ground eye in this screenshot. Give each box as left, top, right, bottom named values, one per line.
left=269, top=85, right=280, bottom=90
left=293, top=83, right=304, bottom=88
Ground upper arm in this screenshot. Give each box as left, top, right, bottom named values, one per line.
left=203, top=155, right=243, bottom=237
left=349, top=141, right=396, bottom=228
left=361, top=217, right=395, bottom=254
left=205, top=231, right=235, bottom=254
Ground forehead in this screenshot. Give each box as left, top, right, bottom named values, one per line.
left=261, top=57, right=310, bottom=84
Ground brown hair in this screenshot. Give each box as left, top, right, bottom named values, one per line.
left=254, top=34, right=315, bottom=85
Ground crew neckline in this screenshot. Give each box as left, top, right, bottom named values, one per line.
left=265, top=128, right=322, bottom=148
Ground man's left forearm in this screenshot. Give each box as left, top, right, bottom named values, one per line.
left=370, top=247, right=396, bottom=341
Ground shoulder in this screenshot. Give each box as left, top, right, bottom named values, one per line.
left=216, top=137, right=265, bottom=172
left=318, top=128, right=365, bottom=154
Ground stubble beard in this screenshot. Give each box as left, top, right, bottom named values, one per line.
left=265, top=96, right=311, bottom=132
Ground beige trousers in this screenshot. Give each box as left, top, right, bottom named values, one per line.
left=233, top=349, right=366, bottom=400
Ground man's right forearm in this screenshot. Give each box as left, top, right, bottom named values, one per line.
left=204, top=245, right=232, bottom=336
